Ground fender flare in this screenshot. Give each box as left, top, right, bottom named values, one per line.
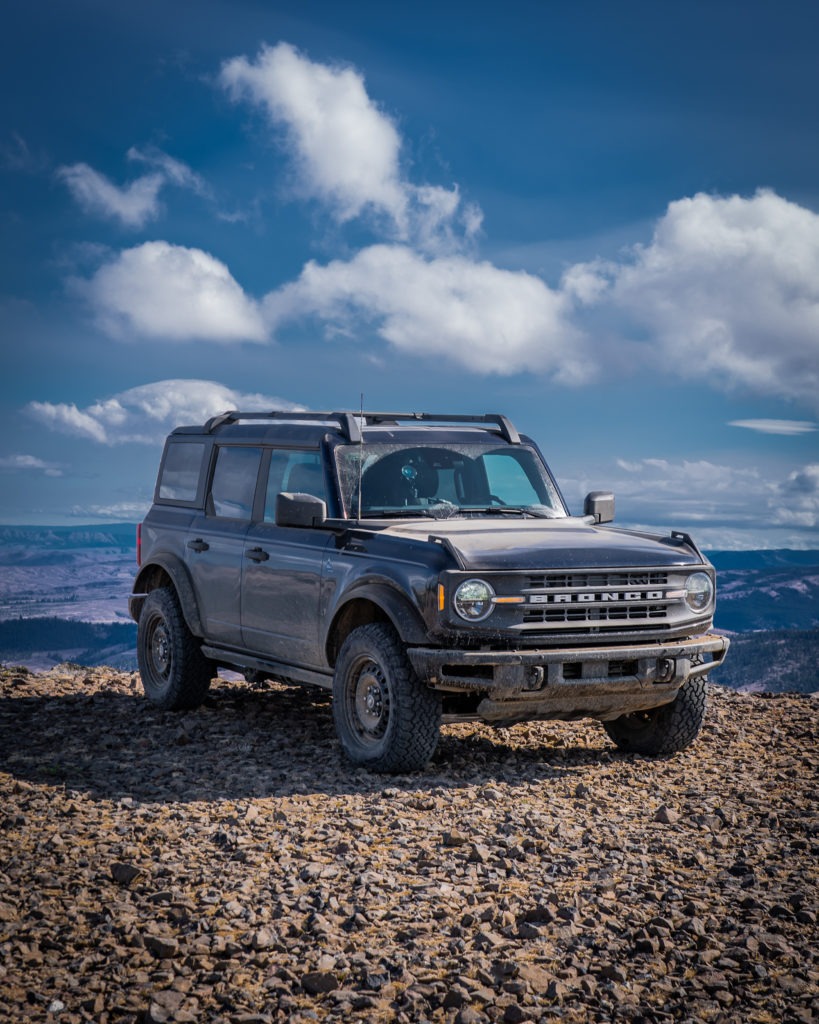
left=324, top=581, right=429, bottom=666
left=131, top=553, right=204, bottom=637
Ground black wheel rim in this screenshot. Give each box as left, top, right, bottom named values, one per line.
left=148, top=616, right=172, bottom=680
left=347, top=656, right=390, bottom=747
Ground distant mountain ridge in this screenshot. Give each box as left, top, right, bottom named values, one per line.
left=708, top=550, right=819, bottom=633
left=708, top=548, right=819, bottom=570
left=0, top=523, right=136, bottom=552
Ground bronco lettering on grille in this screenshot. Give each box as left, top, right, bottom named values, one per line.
left=529, top=590, right=665, bottom=604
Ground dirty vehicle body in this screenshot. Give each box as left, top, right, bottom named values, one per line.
left=131, top=411, right=729, bottom=772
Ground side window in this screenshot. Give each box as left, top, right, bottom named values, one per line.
left=158, top=442, right=205, bottom=502
left=264, top=450, right=326, bottom=522
left=209, top=446, right=262, bottom=519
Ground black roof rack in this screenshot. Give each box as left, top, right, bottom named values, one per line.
left=202, top=410, right=520, bottom=445
left=361, top=413, right=520, bottom=444
left=203, top=410, right=364, bottom=442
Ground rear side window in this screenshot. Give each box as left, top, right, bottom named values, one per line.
left=158, top=442, right=205, bottom=502
left=210, top=446, right=262, bottom=519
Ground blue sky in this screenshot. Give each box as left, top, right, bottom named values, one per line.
left=2, top=0, right=818, bottom=547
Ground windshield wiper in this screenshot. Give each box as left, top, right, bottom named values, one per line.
left=461, top=506, right=555, bottom=519
left=368, top=509, right=437, bottom=518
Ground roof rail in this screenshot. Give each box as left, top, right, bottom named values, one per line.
left=203, top=410, right=363, bottom=443
left=361, top=413, right=520, bottom=444
left=201, top=410, right=520, bottom=444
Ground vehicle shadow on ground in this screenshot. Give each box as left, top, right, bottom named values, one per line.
left=0, top=679, right=617, bottom=803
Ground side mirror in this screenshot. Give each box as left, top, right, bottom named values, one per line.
left=275, top=492, right=327, bottom=528
left=584, top=491, right=615, bottom=524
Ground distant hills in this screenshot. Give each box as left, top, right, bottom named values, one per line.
left=0, top=525, right=816, bottom=690
left=0, top=617, right=137, bottom=671
left=708, top=549, right=819, bottom=633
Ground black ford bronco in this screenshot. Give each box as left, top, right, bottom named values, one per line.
left=131, top=411, right=729, bottom=772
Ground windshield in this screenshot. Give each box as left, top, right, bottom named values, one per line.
left=335, top=442, right=566, bottom=519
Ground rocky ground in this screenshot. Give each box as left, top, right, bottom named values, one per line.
left=0, top=667, right=816, bottom=1024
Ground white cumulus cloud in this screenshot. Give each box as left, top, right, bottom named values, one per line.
left=74, top=241, right=267, bottom=342
left=0, top=454, right=63, bottom=476
left=127, top=146, right=209, bottom=195
left=56, top=163, right=165, bottom=228
left=263, top=244, right=587, bottom=381
left=777, top=464, right=819, bottom=527
left=570, top=190, right=819, bottom=409
left=595, top=455, right=819, bottom=538
left=27, top=379, right=303, bottom=445
left=219, top=42, right=480, bottom=253
left=57, top=148, right=208, bottom=228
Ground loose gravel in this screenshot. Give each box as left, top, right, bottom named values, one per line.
left=1, top=666, right=816, bottom=1023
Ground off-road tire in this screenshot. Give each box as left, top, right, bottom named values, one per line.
left=332, top=623, right=441, bottom=773
left=603, top=677, right=707, bottom=755
left=137, top=587, right=213, bottom=710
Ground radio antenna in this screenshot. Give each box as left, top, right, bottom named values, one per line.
left=357, top=392, right=364, bottom=521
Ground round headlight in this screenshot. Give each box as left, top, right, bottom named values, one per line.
left=685, top=571, right=713, bottom=613
left=453, top=579, right=495, bottom=622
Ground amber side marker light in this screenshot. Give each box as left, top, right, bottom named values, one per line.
left=438, top=584, right=445, bottom=611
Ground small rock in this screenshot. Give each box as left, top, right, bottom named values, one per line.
left=301, top=970, right=338, bottom=994
left=504, top=1005, right=531, bottom=1023
left=143, top=934, right=179, bottom=959
left=442, top=985, right=468, bottom=1009
left=251, top=927, right=279, bottom=950
left=599, top=964, right=628, bottom=984
left=0, top=900, right=18, bottom=922
left=654, top=804, right=679, bottom=825
left=455, top=1008, right=489, bottom=1024
left=110, top=862, right=142, bottom=886
left=517, top=964, right=553, bottom=992
left=468, top=843, right=492, bottom=864
left=365, top=969, right=390, bottom=990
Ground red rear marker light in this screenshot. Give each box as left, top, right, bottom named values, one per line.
left=136, top=522, right=142, bottom=566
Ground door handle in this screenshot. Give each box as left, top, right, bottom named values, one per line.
left=187, top=538, right=209, bottom=552
left=246, top=547, right=269, bottom=562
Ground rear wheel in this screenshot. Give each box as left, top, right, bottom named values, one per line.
left=332, top=623, right=441, bottom=772
left=137, top=587, right=213, bottom=710
left=603, top=677, right=707, bottom=755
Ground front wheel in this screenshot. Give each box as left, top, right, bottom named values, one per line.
left=137, top=587, right=213, bottom=710
left=332, top=623, right=441, bottom=773
left=602, top=677, right=707, bottom=755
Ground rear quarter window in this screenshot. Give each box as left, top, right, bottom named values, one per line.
left=210, top=446, right=263, bottom=519
left=158, top=442, right=206, bottom=502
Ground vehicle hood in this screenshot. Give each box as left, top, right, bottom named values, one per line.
left=380, top=518, right=702, bottom=571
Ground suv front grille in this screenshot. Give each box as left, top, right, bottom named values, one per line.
left=487, top=565, right=707, bottom=638
left=526, top=571, right=669, bottom=589
left=523, top=603, right=670, bottom=625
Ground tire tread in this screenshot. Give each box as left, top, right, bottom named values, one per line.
left=137, top=588, right=212, bottom=711
left=603, top=677, right=707, bottom=755
left=333, top=623, right=441, bottom=773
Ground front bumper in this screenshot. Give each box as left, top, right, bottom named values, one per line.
left=408, top=633, right=730, bottom=724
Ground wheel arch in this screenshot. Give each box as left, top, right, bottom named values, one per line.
left=325, top=585, right=429, bottom=668
left=131, top=554, right=204, bottom=636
